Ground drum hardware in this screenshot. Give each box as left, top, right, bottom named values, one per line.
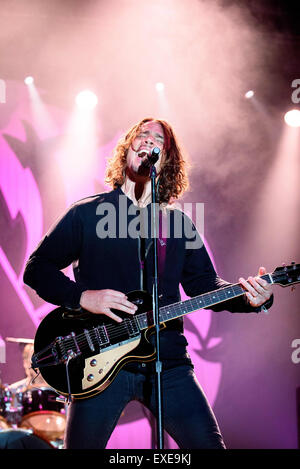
left=55, top=396, right=68, bottom=404
left=0, top=387, right=23, bottom=427
left=5, top=337, right=34, bottom=344
left=2, top=337, right=67, bottom=447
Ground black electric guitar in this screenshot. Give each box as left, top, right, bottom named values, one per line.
left=32, top=263, right=300, bottom=400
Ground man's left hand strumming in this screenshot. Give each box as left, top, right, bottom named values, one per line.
left=239, top=266, right=273, bottom=307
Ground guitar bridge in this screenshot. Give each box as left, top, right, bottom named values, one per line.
left=32, top=332, right=82, bottom=369
left=55, top=333, right=82, bottom=363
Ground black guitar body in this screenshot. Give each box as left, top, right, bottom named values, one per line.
left=33, top=290, right=160, bottom=400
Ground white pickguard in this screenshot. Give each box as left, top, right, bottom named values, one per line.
left=82, top=336, right=141, bottom=390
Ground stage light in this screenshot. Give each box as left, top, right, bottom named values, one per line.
left=284, top=109, right=300, bottom=127
left=24, top=76, right=34, bottom=85
left=155, top=82, right=165, bottom=92
left=75, top=90, right=98, bottom=110
left=245, top=90, right=254, bottom=99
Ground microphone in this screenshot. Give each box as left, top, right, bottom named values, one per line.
left=139, top=147, right=160, bottom=165
left=149, top=147, right=160, bottom=164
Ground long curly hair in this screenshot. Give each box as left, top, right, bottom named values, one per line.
left=105, top=118, right=189, bottom=204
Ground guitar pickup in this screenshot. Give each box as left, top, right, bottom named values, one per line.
left=94, top=325, right=110, bottom=348
left=124, top=318, right=140, bottom=337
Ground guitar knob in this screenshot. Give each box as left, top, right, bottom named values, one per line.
left=133, top=299, right=143, bottom=305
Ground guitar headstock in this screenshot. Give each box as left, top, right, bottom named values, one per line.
left=271, top=262, right=300, bottom=287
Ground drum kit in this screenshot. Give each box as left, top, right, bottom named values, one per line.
left=0, top=337, right=67, bottom=449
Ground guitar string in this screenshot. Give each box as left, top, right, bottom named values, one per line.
left=58, top=317, right=147, bottom=352
left=36, top=271, right=298, bottom=364
left=65, top=281, right=254, bottom=350
left=56, top=308, right=169, bottom=352
left=49, top=282, right=255, bottom=354
left=57, top=317, right=144, bottom=351
left=59, top=296, right=201, bottom=350
left=57, top=284, right=248, bottom=352
left=59, top=301, right=227, bottom=353
left=37, top=274, right=279, bottom=362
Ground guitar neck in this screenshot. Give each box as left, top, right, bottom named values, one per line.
left=136, top=274, right=273, bottom=330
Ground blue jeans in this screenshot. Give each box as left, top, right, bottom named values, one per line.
left=64, top=365, right=226, bottom=449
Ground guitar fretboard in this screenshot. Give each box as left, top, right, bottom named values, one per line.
left=135, top=274, right=272, bottom=330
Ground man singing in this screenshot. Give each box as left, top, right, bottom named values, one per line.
left=24, top=117, right=273, bottom=449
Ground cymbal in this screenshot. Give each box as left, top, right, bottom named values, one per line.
left=5, top=337, right=34, bottom=345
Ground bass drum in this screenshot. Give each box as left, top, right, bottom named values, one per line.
left=19, top=387, right=66, bottom=444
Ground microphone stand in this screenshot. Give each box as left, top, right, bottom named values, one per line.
left=149, top=147, right=164, bottom=449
